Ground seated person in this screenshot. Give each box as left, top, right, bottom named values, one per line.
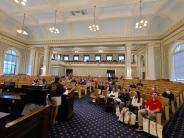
left=108, top=87, right=119, bottom=100
left=71, top=78, right=77, bottom=84
left=32, top=79, right=39, bottom=85
left=42, top=78, right=47, bottom=85
left=48, top=76, right=65, bottom=124
left=148, top=87, right=157, bottom=95
left=98, top=81, right=104, bottom=94
left=116, top=88, right=130, bottom=110
left=39, top=78, right=47, bottom=88
left=162, top=89, right=174, bottom=104
left=136, top=92, right=162, bottom=131
left=128, top=91, right=142, bottom=114
left=136, top=80, right=143, bottom=87
left=129, top=81, right=137, bottom=88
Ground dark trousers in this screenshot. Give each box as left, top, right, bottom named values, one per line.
left=128, top=105, right=138, bottom=114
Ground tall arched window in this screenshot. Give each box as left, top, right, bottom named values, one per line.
left=3, top=49, right=17, bottom=75
left=174, top=44, right=184, bottom=81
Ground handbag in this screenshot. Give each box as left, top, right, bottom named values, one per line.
left=116, top=105, right=120, bottom=117
left=143, top=117, right=149, bottom=133
left=157, top=123, right=163, bottom=138
left=118, top=107, right=128, bottom=122
left=124, top=111, right=130, bottom=124
left=149, top=120, right=157, bottom=136
left=129, top=112, right=136, bottom=126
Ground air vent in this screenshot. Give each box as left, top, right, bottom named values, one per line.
left=71, top=10, right=87, bottom=16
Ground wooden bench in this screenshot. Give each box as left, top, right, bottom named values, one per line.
left=0, top=105, right=51, bottom=138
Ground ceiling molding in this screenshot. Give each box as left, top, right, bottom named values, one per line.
left=161, top=17, right=184, bottom=45
left=0, top=31, right=27, bottom=48
left=27, top=35, right=160, bottom=47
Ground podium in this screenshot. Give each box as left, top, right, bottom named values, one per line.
left=57, top=89, right=74, bottom=122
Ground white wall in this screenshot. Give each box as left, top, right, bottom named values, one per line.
left=50, top=62, right=138, bottom=78
left=67, top=66, right=125, bottom=77
left=50, top=66, right=65, bottom=76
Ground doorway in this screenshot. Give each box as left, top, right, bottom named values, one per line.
left=66, top=69, right=73, bottom=77
left=107, top=70, right=115, bottom=80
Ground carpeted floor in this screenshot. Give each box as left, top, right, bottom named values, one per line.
left=163, top=104, right=184, bottom=138
left=49, top=96, right=148, bottom=138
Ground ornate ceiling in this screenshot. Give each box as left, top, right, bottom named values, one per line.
left=0, top=0, right=184, bottom=41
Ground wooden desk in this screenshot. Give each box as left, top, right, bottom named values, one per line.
left=0, top=93, right=24, bottom=119
left=0, top=106, right=51, bottom=138
left=22, top=88, right=48, bottom=105
left=0, top=112, right=10, bottom=132
left=0, top=112, right=10, bottom=119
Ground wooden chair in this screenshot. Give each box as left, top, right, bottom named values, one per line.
left=160, top=96, right=170, bottom=121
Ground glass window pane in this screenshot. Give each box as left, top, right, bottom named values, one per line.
left=95, top=55, right=101, bottom=61
left=57, top=55, right=60, bottom=60
left=3, top=49, right=17, bottom=74
left=174, top=44, right=184, bottom=80
left=84, top=55, right=89, bottom=62
left=107, top=55, right=113, bottom=61
left=7, top=50, right=12, bottom=54
left=64, top=55, right=69, bottom=61
left=74, top=55, right=79, bottom=61
left=11, top=50, right=16, bottom=56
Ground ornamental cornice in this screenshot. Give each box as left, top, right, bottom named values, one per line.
left=161, top=17, right=184, bottom=46
left=27, top=35, right=161, bottom=47
left=0, top=32, right=28, bottom=49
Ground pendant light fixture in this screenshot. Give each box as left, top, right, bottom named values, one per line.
left=17, top=13, right=28, bottom=35
left=135, top=0, right=148, bottom=29
left=89, top=6, right=99, bottom=32
left=49, top=10, right=60, bottom=34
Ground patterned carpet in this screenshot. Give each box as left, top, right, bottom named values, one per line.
left=163, top=104, right=184, bottom=138
left=49, top=96, right=148, bottom=138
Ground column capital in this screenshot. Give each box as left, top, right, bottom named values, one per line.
left=125, top=43, right=133, bottom=48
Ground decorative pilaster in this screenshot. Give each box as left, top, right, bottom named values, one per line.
left=145, top=43, right=156, bottom=80
left=125, top=44, right=132, bottom=79
left=27, top=47, right=36, bottom=75
left=42, top=46, right=49, bottom=76
left=33, top=50, right=39, bottom=75
left=0, top=51, right=3, bottom=75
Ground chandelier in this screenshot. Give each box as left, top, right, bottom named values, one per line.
left=89, top=6, right=99, bottom=32
left=14, top=0, right=27, bottom=6
left=17, top=13, right=28, bottom=35
left=135, top=0, right=148, bottom=29
left=49, top=10, right=60, bottom=34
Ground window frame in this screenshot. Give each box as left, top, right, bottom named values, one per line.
left=95, top=55, right=101, bottom=62
left=73, top=55, right=79, bottom=61
left=174, top=44, right=184, bottom=81
left=3, top=49, right=17, bottom=75
left=118, top=55, right=125, bottom=62
left=106, top=55, right=113, bottom=61
left=63, top=55, right=69, bottom=61
left=83, top=55, right=90, bottom=62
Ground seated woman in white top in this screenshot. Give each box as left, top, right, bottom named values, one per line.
left=109, top=88, right=119, bottom=100
left=128, top=91, right=142, bottom=114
